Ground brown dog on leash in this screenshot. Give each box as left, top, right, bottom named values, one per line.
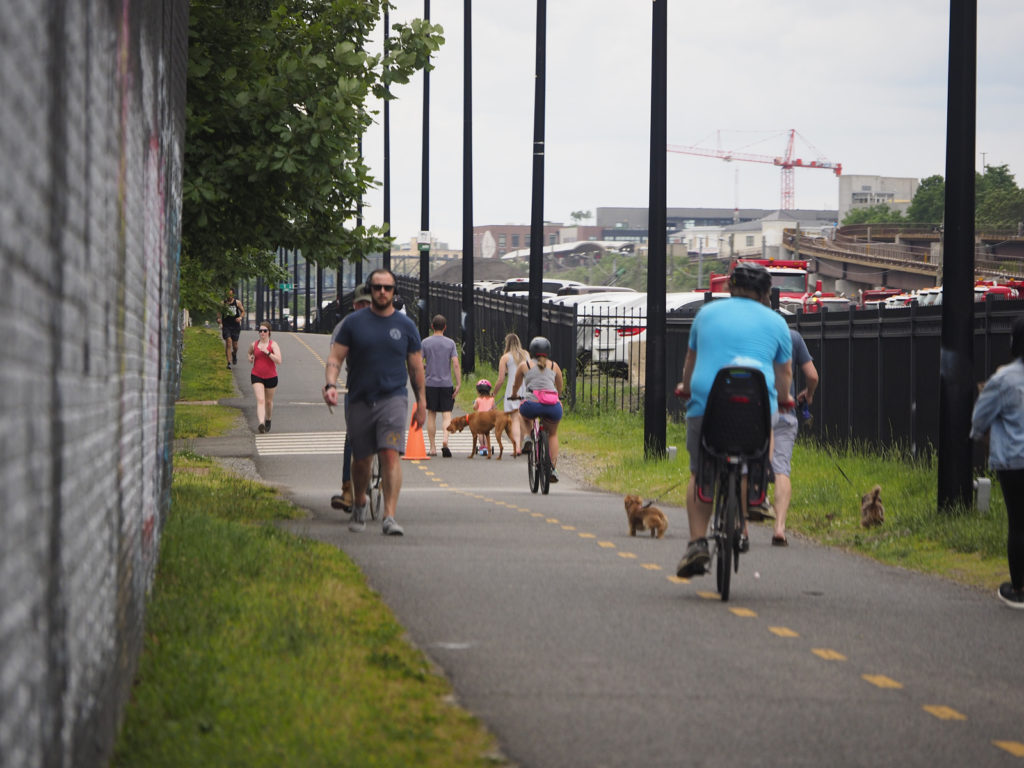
left=624, top=494, right=668, bottom=539
left=861, top=485, right=884, bottom=528
left=447, top=411, right=515, bottom=459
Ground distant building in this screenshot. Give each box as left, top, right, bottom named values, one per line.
left=471, top=224, right=563, bottom=260
left=390, top=236, right=460, bottom=275
left=662, top=210, right=837, bottom=260
left=838, top=175, right=919, bottom=221
left=596, top=206, right=837, bottom=237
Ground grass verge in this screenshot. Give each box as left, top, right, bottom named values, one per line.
left=174, top=328, right=239, bottom=439
left=113, top=454, right=501, bottom=767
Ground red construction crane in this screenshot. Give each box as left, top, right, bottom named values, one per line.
left=667, top=129, right=842, bottom=210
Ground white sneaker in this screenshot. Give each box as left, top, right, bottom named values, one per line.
left=382, top=517, right=404, bottom=536
left=348, top=502, right=367, bottom=532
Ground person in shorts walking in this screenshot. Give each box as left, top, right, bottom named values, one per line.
left=421, top=314, right=461, bottom=457
left=766, top=328, right=818, bottom=546
left=322, top=269, right=426, bottom=536
left=218, top=288, right=245, bottom=368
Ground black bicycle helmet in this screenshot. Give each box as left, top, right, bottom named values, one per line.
left=528, top=336, right=552, bottom=358
left=729, top=262, right=773, bottom=296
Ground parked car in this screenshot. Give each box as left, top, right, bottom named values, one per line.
left=556, top=284, right=637, bottom=296
left=591, top=292, right=728, bottom=376
left=499, top=277, right=586, bottom=296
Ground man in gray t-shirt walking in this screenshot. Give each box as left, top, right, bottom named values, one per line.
left=421, top=314, right=461, bottom=457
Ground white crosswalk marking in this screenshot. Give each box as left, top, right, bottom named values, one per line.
left=255, top=431, right=484, bottom=456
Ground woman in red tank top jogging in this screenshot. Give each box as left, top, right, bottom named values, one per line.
left=249, top=323, right=282, bottom=433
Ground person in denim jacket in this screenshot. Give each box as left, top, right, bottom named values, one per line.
left=972, top=316, right=1024, bottom=608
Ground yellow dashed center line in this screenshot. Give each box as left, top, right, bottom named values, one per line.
left=924, top=705, right=966, bottom=721
left=994, top=741, right=1024, bottom=757
left=862, top=674, right=903, bottom=689
left=424, top=462, right=993, bottom=749
left=812, top=649, right=847, bottom=661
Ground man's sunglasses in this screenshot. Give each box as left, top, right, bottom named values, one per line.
left=370, top=284, right=395, bottom=292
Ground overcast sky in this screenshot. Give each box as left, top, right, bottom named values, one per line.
left=359, top=1, right=1024, bottom=250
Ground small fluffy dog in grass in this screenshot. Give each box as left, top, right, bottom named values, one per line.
left=624, top=494, right=668, bottom=539
left=861, top=485, right=884, bottom=528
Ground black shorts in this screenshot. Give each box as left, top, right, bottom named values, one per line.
left=250, top=374, right=278, bottom=389
left=425, top=386, right=455, bottom=412
left=222, top=323, right=241, bottom=341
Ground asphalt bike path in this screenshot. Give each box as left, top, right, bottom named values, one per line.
left=212, top=330, right=1024, bottom=767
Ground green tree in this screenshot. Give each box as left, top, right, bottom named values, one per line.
left=905, top=174, right=945, bottom=223
left=841, top=203, right=905, bottom=226
left=570, top=210, right=593, bottom=225
left=181, top=0, right=444, bottom=311
left=976, top=164, right=1024, bottom=232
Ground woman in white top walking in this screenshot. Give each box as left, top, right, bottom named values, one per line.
left=494, top=332, right=529, bottom=456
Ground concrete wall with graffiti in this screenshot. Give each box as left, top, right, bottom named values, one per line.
left=0, top=2, right=188, bottom=765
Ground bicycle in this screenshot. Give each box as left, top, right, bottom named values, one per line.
left=367, top=453, right=383, bottom=520
left=526, top=416, right=553, bottom=494
left=696, top=366, right=772, bottom=601
left=511, top=396, right=553, bottom=494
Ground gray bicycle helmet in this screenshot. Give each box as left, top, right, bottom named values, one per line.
left=528, top=336, right=552, bottom=358
left=729, top=262, right=772, bottom=296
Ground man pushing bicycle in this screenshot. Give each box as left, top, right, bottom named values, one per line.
left=674, top=262, right=794, bottom=578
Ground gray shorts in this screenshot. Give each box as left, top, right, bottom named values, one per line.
left=771, top=412, right=799, bottom=476
left=686, top=412, right=781, bottom=474
left=345, top=394, right=408, bottom=461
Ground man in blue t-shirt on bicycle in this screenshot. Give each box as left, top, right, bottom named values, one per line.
left=673, top=262, right=794, bottom=578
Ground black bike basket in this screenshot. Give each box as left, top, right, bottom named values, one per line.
left=697, top=367, right=772, bottom=506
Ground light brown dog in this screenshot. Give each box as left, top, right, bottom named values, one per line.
left=624, top=494, right=668, bottom=539
left=861, top=485, right=884, bottom=528
left=447, top=411, right=515, bottom=459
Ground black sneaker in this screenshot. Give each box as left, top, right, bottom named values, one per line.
left=226, top=362, right=231, bottom=369
left=264, top=420, right=271, bottom=433
left=258, top=423, right=266, bottom=434
left=232, top=352, right=238, bottom=364
left=441, top=445, right=452, bottom=458
left=998, top=582, right=1024, bottom=609
left=738, top=533, right=750, bottom=553
left=676, top=538, right=710, bottom=578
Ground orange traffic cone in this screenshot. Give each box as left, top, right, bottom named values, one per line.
left=402, top=413, right=429, bottom=460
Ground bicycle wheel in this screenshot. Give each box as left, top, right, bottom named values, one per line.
left=539, top=428, right=551, bottom=495
left=368, top=454, right=383, bottom=520
left=528, top=428, right=540, bottom=493
left=717, top=472, right=739, bottom=602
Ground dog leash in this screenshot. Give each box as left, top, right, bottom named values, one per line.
left=643, top=478, right=687, bottom=508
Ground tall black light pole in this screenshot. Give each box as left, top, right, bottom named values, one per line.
left=937, top=0, right=977, bottom=512
left=418, top=0, right=431, bottom=340
left=644, top=0, right=667, bottom=459
left=461, top=0, right=475, bottom=372
left=383, top=7, right=392, bottom=272
left=527, top=0, right=547, bottom=341
left=356, top=137, right=364, bottom=286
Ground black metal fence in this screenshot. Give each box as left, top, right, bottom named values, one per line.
left=368, top=278, right=1024, bottom=457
